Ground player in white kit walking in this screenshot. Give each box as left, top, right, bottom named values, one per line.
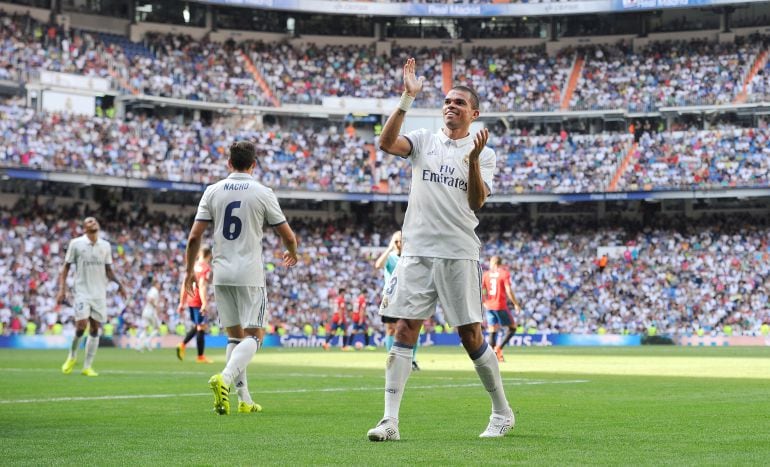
left=57, top=217, right=126, bottom=376
left=367, top=58, right=514, bottom=441
left=136, top=275, right=161, bottom=352
left=184, top=141, right=298, bottom=415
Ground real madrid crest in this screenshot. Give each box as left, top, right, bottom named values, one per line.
left=463, top=155, right=469, bottom=166
left=381, top=297, right=389, bottom=309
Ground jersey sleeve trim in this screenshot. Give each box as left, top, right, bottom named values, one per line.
left=403, top=135, right=414, bottom=157
left=194, top=218, right=212, bottom=222
left=269, top=220, right=287, bottom=227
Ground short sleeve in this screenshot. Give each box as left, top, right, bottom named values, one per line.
left=403, top=128, right=432, bottom=161
left=385, top=253, right=398, bottom=275
left=104, top=242, right=113, bottom=265
left=480, top=147, right=496, bottom=195
left=195, top=187, right=213, bottom=222
left=64, top=240, right=76, bottom=264
left=263, top=189, right=287, bottom=227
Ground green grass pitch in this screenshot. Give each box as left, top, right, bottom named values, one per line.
left=1, top=346, right=769, bottom=465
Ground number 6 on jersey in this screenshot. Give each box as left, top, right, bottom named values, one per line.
left=223, top=201, right=242, bottom=240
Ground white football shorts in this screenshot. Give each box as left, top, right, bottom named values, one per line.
left=141, top=308, right=160, bottom=329
left=379, top=256, right=483, bottom=327
left=74, top=297, right=107, bottom=323
left=214, top=285, right=268, bottom=329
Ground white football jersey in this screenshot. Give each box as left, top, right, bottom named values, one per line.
left=195, top=172, right=287, bottom=287
left=142, top=286, right=160, bottom=317
left=64, top=235, right=113, bottom=300
left=400, top=129, right=495, bottom=260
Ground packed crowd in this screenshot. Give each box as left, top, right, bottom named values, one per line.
left=454, top=46, right=571, bottom=112
left=4, top=11, right=770, bottom=112
left=2, top=204, right=767, bottom=338
left=250, top=42, right=448, bottom=107
left=745, top=61, right=770, bottom=104
left=619, top=124, right=770, bottom=191
left=495, top=131, right=632, bottom=193
left=572, top=39, right=762, bottom=111
left=0, top=12, right=115, bottom=81
left=5, top=102, right=770, bottom=193
left=120, top=33, right=273, bottom=106
left=0, top=103, right=403, bottom=192
left=557, top=216, right=770, bottom=336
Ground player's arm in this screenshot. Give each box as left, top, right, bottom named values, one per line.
left=177, top=282, right=187, bottom=313
left=105, top=264, right=125, bottom=298
left=197, top=275, right=209, bottom=314
left=379, top=57, right=424, bottom=158
left=374, top=235, right=397, bottom=269
left=184, top=220, right=208, bottom=294
left=467, top=128, right=491, bottom=211
left=55, top=262, right=71, bottom=304
left=504, top=280, right=521, bottom=313
left=274, top=222, right=298, bottom=267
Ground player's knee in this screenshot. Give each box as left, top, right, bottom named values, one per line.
left=458, top=326, right=484, bottom=348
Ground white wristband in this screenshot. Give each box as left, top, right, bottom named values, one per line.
left=398, top=92, right=415, bottom=112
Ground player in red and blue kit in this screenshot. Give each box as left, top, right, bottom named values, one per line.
left=482, top=256, right=522, bottom=362
left=323, top=288, right=352, bottom=350
left=352, top=292, right=375, bottom=350
left=176, top=246, right=214, bottom=363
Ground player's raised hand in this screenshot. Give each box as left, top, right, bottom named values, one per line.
left=387, top=233, right=398, bottom=250
left=468, top=128, right=489, bottom=163
left=283, top=250, right=298, bottom=267
left=403, top=57, right=425, bottom=97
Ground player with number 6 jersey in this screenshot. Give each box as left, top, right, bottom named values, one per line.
left=185, top=141, right=298, bottom=415
left=194, top=175, right=286, bottom=288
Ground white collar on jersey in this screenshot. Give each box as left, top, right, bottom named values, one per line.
left=437, top=129, right=473, bottom=148
left=227, top=172, right=253, bottom=179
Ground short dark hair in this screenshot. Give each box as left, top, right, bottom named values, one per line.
left=229, top=141, right=256, bottom=171
left=450, top=85, right=480, bottom=110
left=201, top=246, right=212, bottom=258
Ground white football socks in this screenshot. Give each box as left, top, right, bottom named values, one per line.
left=222, top=337, right=257, bottom=387
left=235, top=368, right=253, bottom=404
left=68, top=334, right=82, bottom=360
left=383, top=344, right=413, bottom=421
left=225, top=338, right=254, bottom=404
left=83, top=334, right=99, bottom=369
left=472, top=344, right=510, bottom=416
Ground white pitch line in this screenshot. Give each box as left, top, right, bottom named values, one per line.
left=0, top=368, right=207, bottom=376
left=0, top=368, right=587, bottom=383
left=0, top=380, right=588, bottom=405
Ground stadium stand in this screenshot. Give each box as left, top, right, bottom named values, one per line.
left=4, top=10, right=770, bottom=111
left=2, top=0, right=770, bottom=343
left=5, top=101, right=770, bottom=194
left=2, top=201, right=767, bottom=338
